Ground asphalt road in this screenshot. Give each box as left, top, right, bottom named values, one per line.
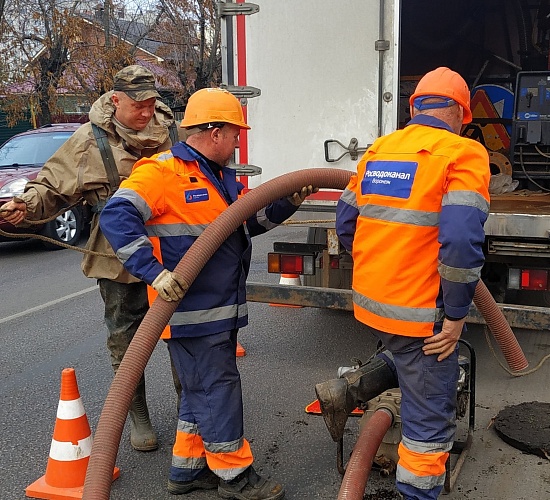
left=1, top=228, right=549, bottom=500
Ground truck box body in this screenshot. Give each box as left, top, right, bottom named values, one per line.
left=221, top=0, right=550, bottom=329
left=242, top=0, right=397, bottom=186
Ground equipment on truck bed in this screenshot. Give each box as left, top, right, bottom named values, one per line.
left=512, top=71, right=550, bottom=191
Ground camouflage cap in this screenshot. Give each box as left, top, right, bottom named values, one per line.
left=113, top=65, right=160, bottom=101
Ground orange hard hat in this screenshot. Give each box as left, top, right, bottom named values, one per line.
left=181, top=88, right=250, bottom=129
left=409, top=67, right=472, bottom=124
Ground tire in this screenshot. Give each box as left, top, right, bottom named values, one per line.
left=40, top=206, right=83, bottom=250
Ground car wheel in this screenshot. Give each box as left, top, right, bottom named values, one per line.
left=40, top=206, right=83, bottom=250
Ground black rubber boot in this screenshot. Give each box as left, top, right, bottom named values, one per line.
left=129, top=375, right=158, bottom=451
left=315, top=351, right=398, bottom=441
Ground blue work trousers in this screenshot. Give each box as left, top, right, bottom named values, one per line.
left=167, top=329, right=247, bottom=481
left=369, top=328, right=459, bottom=500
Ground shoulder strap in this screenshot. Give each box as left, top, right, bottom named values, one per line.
left=91, top=123, right=121, bottom=193
left=169, top=122, right=179, bottom=146
left=92, top=121, right=178, bottom=194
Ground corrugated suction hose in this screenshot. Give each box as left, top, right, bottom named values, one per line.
left=337, top=408, right=393, bottom=500
left=82, top=167, right=528, bottom=499
left=473, top=280, right=528, bottom=371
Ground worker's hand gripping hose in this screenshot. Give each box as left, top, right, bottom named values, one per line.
left=82, top=167, right=528, bottom=499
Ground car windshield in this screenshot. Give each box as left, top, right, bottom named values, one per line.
left=0, top=132, right=73, bottom=168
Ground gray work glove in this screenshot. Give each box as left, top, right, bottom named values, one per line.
left=151, top=269, right=187, bottom=302
left=288, top=185, right=319, bottom=206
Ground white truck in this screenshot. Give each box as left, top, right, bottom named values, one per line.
left=219, top=0, right=550, bottom=331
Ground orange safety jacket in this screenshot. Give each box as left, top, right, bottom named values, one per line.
left=99, top=142, right=298, bottom=339
left=336, top=115, right=490, bottom=336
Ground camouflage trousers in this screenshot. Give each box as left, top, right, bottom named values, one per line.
left=97, top=278, right=182, bottom=401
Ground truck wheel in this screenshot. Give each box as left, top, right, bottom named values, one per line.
left=39, top=206, right=83, bottom=250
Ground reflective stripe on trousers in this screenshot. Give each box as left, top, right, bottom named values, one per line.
left=368, top=328, right=459, bottom=500
left=167, top=330, right=253, bottom=482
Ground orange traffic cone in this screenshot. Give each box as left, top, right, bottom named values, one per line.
left=236, top=341, right=246, bottom=357
left=26, top=367, right=119, bottom=500
left=270, top=273, right=303, bottom=308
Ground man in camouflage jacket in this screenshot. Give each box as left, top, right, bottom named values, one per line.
left=0, top=65, right=182, bottom=451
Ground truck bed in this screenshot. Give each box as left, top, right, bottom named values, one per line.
left=486, top=191, right=550, bottom=238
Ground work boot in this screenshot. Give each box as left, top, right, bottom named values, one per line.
left=129, top=376, right=158, bottom=451
left=314, top=351, right=398, bottom=442
left=218, top=466, right=285, bottom=500
left=167, top=467, right=219, bottom=494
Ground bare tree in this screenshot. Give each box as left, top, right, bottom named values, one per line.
left=0, top=0, right=215, bottom=127
left=0, top=0, right=7, bottom=83
left=154, top=0, right=221, bottom=97
left=0, top=0, right=99, bottom=125
left=0, top=0, right=6, bottom=25
left=0, top=0, right=175, bottom=126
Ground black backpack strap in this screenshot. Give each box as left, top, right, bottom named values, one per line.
left=92, top=123, right=121, bottom=193
left=90, top=122, right=177, bottom=213
left=169, top=121, right=179, bottom=146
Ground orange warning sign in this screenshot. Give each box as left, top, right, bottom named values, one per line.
left=464, top=86, right=512, bottom=154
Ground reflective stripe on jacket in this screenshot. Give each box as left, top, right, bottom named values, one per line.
left=336, top=115, right=490, bottom=336
left=100, top=142, right=298, bottom=338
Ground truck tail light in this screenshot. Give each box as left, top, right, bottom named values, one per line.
left=509, top=268, right=550, bottom=290
left=268, top=253, right=315, bottom=275
left=319, top=255, right=342, bottom=269
left=330, top=255, right=340, bottom=269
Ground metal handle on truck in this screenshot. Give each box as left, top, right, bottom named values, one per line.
left=324, top=138, right=368, bottom=162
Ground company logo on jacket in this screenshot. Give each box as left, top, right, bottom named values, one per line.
left=185, top=188, right=209, bottom=203
left=361, top=160, right=417, bottom=199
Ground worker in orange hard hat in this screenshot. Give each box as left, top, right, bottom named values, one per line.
left=409, top=66, right=473, bottom=125
left=181, top=87, right=251, bottom=130
left=334, top=67, right=490, bottom=499
left=100, top=87, right=317, bottom=499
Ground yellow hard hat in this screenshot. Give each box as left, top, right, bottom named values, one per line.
left=181, top=88, right=251, bottom=129
left=409, top=67, right=472, bottom=124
